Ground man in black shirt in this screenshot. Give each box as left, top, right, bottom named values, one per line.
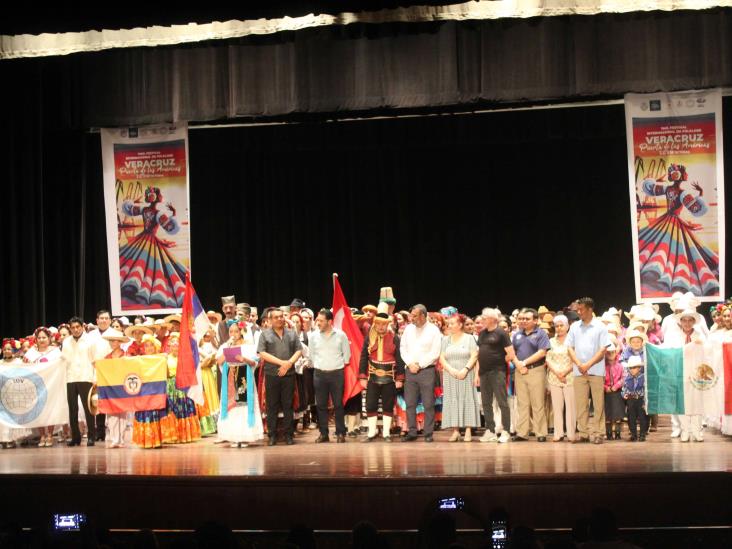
left=477, top=308, right=518, bottom=443
left=257, top=308, right=303, bottom=446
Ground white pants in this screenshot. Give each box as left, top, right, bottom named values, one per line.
left=106, top=414, right=128, bottom=446
left=679, top=414, right=703, bottom=439
left=671, top=414, right=680, bottom=430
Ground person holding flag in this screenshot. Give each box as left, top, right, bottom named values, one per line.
left=176, top=274, right=216, bottom=436
left=98, top=328, right=131, bottom=448
left=331, top=274, right=366, bottom=439
left=663, top=308, right=707, bottom=442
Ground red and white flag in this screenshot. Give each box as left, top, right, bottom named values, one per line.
left=332, top=273, right=364, bottom=405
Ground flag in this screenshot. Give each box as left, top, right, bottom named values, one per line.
left=646, top=342, right=721, bottom=417
left=176, top=273, right=207, bottom=405
left=725, top=343, right=732, bottom=415
left=95, top=355, right=168, bottom=414
left=708, top=340, right=732, bottom=416
left=0, top=361, right=69, bottom=428
left=332, top=273, right=364, bottom=405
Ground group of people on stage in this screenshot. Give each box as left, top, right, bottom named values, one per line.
left=3, top=288, right=732, bottom=450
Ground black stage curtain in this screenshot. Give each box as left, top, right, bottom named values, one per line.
left=7, top=9, right=732, bottom=127
left=2, top=86, right=730, bottom=335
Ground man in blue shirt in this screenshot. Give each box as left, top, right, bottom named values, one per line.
left=309, top=309, right=351, bottom=443
left=567, top=297, right=610, bottom=444
left=511, top=308, right=551, bottom=442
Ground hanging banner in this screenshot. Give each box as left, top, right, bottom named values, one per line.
left=0, top=361, right=69, bottom=429
left=625, top=89, right=725, bottom=303
left=101, top=124, right=191, bottom=316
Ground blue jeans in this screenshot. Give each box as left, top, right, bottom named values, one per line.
left=314, top=369, right=346, bottom=436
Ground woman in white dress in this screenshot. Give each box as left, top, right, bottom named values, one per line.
left=23, top=327, right=62, bottom=447
left=216, top=322, right=264, bottom=447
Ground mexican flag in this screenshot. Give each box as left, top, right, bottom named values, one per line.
left=645, top=342, right=729, bottom=417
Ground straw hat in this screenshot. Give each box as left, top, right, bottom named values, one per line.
left=361, top=305, right=378, bottom=314
left=124, top=325, right=153, bottom=338
left=627, top=355, right=644, bottom=368
left=141, top=333, right=162, bottom=351
left=163, top=314, right=181, bottom=325
left=675, top=308, right=700, bottom=323
left=102, top=329, right=129, bottom=343
left=87, top=384, right=99, bottom=416
left=625, top=329, right=648, bottom=345
left=206, top=310, right=223, bottom=324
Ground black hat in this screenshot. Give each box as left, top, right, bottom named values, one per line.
left=290, top=298, right=306, bottom=309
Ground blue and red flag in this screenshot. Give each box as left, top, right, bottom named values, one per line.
left=176, top=274, right=208, bottom=405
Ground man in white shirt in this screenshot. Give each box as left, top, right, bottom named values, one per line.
left=61, top=317, right=97, bottom=446
left=309, top=309, right=351, bottom=443
left=86, top=309, right=113, bottom=441
left=400, top=304, right=442, bottom=442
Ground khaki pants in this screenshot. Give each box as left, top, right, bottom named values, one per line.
left=574, top=375, right=605, bottom=439
left=548, top=384, right=576, bottom=441
left=515, top=366, right=547, bottom=438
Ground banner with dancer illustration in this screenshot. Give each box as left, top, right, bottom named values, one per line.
left=625, top=89, right=725, bottom=303
left=101, top=124, right=191, bottom=316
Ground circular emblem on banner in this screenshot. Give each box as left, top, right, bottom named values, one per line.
left=689, top=364, right=717, bottom=391
left=0, top=369, right=47, bottom=425
left=123, top=373, right=143, bottom=396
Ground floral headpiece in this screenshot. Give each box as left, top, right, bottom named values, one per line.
left=2, top=338, right=21, bottom=351
left=668, top=163, right=688, bottom=182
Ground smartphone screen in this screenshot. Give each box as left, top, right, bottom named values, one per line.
left=53, top=513, right=86, bottom=531
left=491, top=520, right=508, bottom=549
left=437, top=497, right=465, bottom=510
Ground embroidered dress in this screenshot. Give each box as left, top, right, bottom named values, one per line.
left=118, top=198, right=187, bottom=308
left=216, top=341, right=264, bottom=444
left=638, top=167, right=718, bottom=296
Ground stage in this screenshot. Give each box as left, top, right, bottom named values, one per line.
left=2, top=419, right=731, bottom=533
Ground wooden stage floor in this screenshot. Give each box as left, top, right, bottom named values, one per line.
left=2, top=421, right=731, bottom=532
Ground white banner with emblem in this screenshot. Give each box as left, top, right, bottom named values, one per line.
left=0, top=361, right=69, bottom=428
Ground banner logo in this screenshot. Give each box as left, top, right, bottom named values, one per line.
left=0, top=371, right=47, bottom=424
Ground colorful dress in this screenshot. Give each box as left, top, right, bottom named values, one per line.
left=197, top=341, right=219, bottom=435
left=216, top=341, right=264, bottom=443
left=638, top=167, right=718, bottom=296
left=118, top=196, right=187, bottom=308
left=159, top=354, right=202, bottom=444
left=132, top=352, right=166, bottom=449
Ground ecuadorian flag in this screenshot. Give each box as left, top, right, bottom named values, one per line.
left=95, top=355, right=168, bottom=414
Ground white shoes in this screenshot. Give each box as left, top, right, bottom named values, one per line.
left=671, top=428, right=681, bottom=438
left=498, top=432, right=510, bottom=444
left=692, top=432, right=704, bottom=442
left=680, top=431, right=690, bottom=442
left=480, top=431, right=498, bottom=443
